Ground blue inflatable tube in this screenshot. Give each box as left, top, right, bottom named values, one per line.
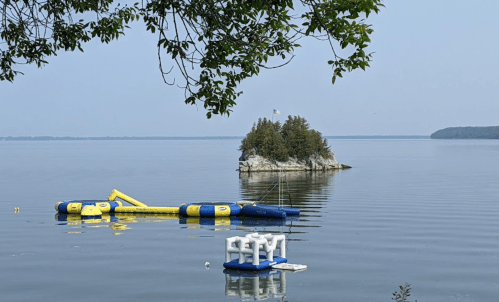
left=255, top=205, right=300, bottom=216
left=56, top=200, right=121, bottom=214
left=240, top=205, right=286, bottom=218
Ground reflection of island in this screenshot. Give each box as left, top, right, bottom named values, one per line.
left=239, top=171, right=339, bottom=237
left=239, top=170, right=338, bottom=206
left=224, top=269, right=287, bottom=301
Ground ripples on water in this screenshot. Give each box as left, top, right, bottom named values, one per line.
left=0, top=139, right=498, bottom=301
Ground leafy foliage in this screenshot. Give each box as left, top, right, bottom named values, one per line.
left=239, top=117, right=289, bottom=161
left=240, top=115, right=332, bottom=161
left=392, top=283, right=416, bottom=302
left=1, top=0, right=384, bottom=118
left=281, top=115, right=330, bottom=159
left=0, top=0, right=140, bottom=80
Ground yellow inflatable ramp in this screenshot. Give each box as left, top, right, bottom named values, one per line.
left=108, top=189, right=148, bottom=207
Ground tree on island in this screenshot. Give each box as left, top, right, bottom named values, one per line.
left=240, top=115, right=332, bottom=162
left=1, top=0, right=384, bottom=118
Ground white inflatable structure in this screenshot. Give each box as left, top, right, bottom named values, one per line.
left=225, top=233, right=286, bottom=266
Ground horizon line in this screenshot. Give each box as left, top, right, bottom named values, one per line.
left=0, top=135, right=431, bottom=141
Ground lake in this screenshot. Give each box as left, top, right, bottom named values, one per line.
left=1, top=138, right=498, bottom=301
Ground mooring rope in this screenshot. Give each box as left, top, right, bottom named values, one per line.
left=258, top=181, right=279, bottom=202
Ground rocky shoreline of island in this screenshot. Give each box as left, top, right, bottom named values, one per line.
left=238, top=151, right=351, bottom=172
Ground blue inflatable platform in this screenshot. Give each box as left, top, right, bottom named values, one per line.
left=223, top=256, right=287, bottom=271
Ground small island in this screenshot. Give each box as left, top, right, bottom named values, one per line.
left=431, top=127, right=499, bottom=139
left=238, top=116, right=350, bottom=172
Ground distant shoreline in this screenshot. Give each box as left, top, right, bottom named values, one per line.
left=431, top=127, right=499, bottom=139
left=325, top=135, right=429, bottom=140
left=0, top=135, right=430, bottom=141
left=0, top=136, right=243, bottom=141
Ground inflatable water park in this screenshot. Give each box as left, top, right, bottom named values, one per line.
left=55, top=185, right=306, bottom=271
left=55, top=189, right=300, bottom=219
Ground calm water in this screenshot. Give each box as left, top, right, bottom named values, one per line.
left=1, top=139, right=498, bottom=301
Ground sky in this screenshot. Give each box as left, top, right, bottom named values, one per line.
left=1, top=0, right=498, bottom=137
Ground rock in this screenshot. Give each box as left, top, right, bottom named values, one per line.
left=238, top=151, right=350, bottom=172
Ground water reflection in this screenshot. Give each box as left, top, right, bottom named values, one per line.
left=224, top=269, right=290, bottom=301
left=239, top=171, right=338, bottom=239
left=239, top=170, right=338, bottom=207
left=55, top=213, right=178, bottom=224
left=55, top=213, right=178, bottom=234
left=179, top=216, right=299, bottom=227
left=225, top=268, right=415, bottom=302
left=56, top=170, right=339, bottom=237
left=55, top=213, right=300, bottom=234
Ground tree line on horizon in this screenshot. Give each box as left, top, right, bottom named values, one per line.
left=239, top=116, right=332, bottom=162
left=431, top=126, right=499, bottom=139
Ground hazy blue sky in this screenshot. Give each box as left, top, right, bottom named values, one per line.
left=1, top=0, right=498, bottom=137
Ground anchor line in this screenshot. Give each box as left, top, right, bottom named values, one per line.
left=257, top=182, right=279, bottom=202
left=285, top=177, right=293, bottom=208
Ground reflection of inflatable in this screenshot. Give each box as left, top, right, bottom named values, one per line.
left=179, top=216, right=299, bottom=227
left=237, top=215, right=299, bottom=226
left=55, top=213, right=179, bottom=223
left=57, top=213, right=296, bottom=230
left=55, top=189, right=300, bottom=218
left=55, top=213, right=117, bottom=223
left=224, top=269, right=286, bottom=301
left=55, top=212, right=179, bottom=234
left=224, top=233, right=287, bottom=271
left=179, top=216, right=233, bottom=226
